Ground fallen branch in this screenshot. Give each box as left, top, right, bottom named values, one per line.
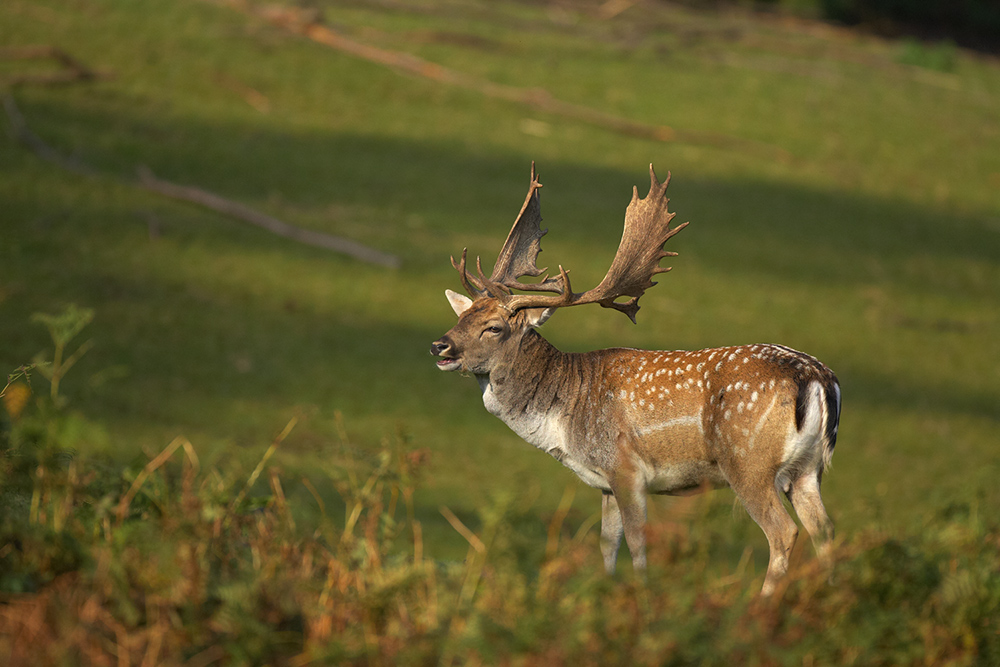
left=2, top=92, right=401, bottom=268
left=2, top=93, right=95, bottom=175
left=137, top=166, right=401, bottom=268
left=0, top=45, right=112, bottom=87
left=235, top=2, right=789, bottom=160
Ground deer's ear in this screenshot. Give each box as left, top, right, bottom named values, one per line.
left=445, top=289, right=474, bottom=317
left=524, top=307, right=555, bottom=328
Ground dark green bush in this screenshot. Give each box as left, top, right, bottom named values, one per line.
left=818, top=0, right=1000, bottom=50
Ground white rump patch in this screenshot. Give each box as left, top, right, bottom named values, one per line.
left=776, top=381, right=826, bottom=492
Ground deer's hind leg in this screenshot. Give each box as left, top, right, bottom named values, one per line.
left=727, top=474, right=799, bottom=596
left=786, top=472, right=834, bottom=567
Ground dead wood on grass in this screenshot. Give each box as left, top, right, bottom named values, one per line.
left=2, top=91, right=401, bottom=268
left=228, top=1, right=790, bottom=162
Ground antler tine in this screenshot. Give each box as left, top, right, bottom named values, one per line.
left=451, top=248, right=485, bottom=298
left=477, top=255, right=512, bottom=301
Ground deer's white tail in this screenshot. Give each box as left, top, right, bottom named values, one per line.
left=777, top=375, right=841, bottom=494
left=821, top=378, right=842, bottom=472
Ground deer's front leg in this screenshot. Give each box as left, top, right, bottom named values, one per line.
left=609, top=476, right=648, bottom=572
left=601, top=491, right=624, bottom=573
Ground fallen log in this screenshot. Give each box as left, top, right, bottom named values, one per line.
left=3, top=92, right=401, bottom=268
left=136, top=166, right=401, bottom=268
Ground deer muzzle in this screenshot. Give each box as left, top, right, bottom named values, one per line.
left=430, top=337, right=462, bottom=371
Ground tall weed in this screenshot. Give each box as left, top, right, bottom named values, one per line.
left=1, top=422, right=996, bottom=665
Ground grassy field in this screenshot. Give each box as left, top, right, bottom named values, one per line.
left=2, top=0, right=1000, bottom=657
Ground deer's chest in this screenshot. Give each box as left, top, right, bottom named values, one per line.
left=481, top=381, right=566, bottom=452
left=480, top=379, right=610, bottom=490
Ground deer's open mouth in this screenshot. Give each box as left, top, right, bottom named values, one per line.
left=436, top=357, right=462, bottom=371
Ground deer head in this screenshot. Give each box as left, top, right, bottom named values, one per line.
left=430, top=162, right=688, bottom=374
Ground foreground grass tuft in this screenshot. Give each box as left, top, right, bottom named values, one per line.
left=2, top=394, right=997, bottom=665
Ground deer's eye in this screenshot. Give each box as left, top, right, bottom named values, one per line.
left=485, top=325, right=503, bottom=335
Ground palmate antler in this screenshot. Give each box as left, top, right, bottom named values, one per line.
left=452, top=163, right=689, bottom=323
left=451, top=162, right=563, bottom=299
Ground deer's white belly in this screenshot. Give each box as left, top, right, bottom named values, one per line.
left=643, top=460, right=726, bottom=494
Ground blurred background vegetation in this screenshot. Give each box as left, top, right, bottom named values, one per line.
left=1, top=0, right=998, bottom=662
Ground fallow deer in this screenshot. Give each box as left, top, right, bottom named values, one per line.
left=430, top=164, right=840, bottom=595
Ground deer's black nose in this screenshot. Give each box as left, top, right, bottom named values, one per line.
left=430, top=339, right=451, bottom=356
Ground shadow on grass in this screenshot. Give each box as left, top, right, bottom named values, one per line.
left=9, top=95, right=1000, bottom=280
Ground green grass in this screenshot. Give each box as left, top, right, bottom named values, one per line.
left=2, top=0, right=999, bottom=577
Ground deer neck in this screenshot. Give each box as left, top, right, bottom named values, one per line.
left=476, top=330, right=571, bottom=450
